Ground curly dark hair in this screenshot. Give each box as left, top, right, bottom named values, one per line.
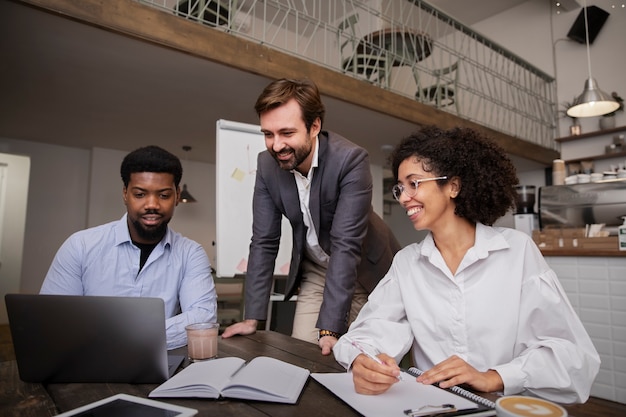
left=120, top=146, right=182, bottom=188
left=389, top=126, right=519, bottom=225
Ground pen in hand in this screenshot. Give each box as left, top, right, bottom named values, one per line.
left=350, top=340, right=402, bottom=380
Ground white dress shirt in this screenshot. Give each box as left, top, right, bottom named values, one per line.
left=333, top=223, right=600, bottom=404
left=292, top=137, right=330, bottom=267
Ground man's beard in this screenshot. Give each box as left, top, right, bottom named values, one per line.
left=131, top=216, right=169, bottom=242
left=270, top=141, right=311, bottom=171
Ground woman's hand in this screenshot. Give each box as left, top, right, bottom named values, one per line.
left=416, top=355, right=503, bottom=393
left=351, top=353, right=401, bottom=395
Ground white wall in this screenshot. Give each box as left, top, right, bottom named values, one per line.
left=0, top=152, right=30, bottom=324
left=0, top=138, right=90, bottom=296
left=87, top=147, right=128, bottom=226
left=371, top=163, right=384, bottom=218
left=473, top=0, right=626, bottom=138
left=167, top=157, right=216, bottom=267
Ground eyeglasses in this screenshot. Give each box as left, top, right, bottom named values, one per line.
left=391, top=176, right=447, bottom=201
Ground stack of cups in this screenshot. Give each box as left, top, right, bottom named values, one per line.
left=552, top=159, right=566, bottom=186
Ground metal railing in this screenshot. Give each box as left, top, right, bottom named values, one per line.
left=140, top=0, right=557, bottom=150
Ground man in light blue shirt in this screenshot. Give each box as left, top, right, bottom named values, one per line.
left=40, top=146, right=217, bottom=349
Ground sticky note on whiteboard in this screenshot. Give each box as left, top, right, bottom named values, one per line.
left=236, top=258, right=248, bottom=273
left=231, top=167, right=246, bottom=182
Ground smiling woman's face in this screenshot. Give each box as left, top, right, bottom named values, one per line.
left=396, top=157, right=455, bottom=232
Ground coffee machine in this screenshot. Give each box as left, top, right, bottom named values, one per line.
left=514, top=185, right=538, bottom=236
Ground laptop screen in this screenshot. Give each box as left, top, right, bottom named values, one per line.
left=5, top=294, right=171, bottom=383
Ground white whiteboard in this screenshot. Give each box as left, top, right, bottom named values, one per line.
left=215, top=119, right=292, bottom=278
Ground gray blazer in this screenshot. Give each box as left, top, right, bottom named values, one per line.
left=244, top=131, right=400, bottom=334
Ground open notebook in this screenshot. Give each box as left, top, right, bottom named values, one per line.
left=5, top=293, right=183, bottom=383
left=150, top=356, right=310, bottom=404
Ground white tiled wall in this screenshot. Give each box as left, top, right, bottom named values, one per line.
left=546, top=256, right=626, bottom=404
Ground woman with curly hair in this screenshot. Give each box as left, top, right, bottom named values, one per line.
left=332, top=126, right=599, bottom=404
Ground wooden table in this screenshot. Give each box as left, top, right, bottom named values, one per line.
left=365, top=28, right=433, bottom=66
left=1, top=331, right=625, bottom=417
left=344, top=28, right=433, bottom=87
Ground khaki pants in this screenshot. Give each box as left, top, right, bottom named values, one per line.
left=290, top=258, right=368, bottom=344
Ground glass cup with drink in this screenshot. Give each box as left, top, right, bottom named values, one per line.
left=185, top=322, right=219, bottom=362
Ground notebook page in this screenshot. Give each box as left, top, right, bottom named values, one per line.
left=312, top=371, right=478, bottom=417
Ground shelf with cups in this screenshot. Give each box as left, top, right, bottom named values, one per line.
left=543, top=127, right=626, bottom=256
left=554, top=125, right=626, bottom=173
left=554, top=125, right=626, bottom=143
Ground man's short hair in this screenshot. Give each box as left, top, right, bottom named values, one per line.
left=120, top=146, right=183, bottom=187
left=254, top=78, right=325, bottom=132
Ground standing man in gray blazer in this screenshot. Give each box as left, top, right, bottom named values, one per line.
left=222, top=78, right=400, bottom=355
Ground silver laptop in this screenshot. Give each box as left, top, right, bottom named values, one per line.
left=5, top=294, right=183, bottom=383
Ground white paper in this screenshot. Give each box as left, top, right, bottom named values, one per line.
left=312, top=371, right=480, bottom=417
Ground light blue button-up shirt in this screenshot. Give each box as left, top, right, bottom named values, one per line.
left=40, top=214, right=217, bottom=349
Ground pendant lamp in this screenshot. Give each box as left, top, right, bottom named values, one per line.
left=180, top=146, right=197, bottom=203
left=566, top=1, right=619, bottom=118
left=180, top=184, right=197, bottom=203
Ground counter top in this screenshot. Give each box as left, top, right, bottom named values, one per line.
left=534, top=229, right=624, bottom=256
left=540, top=249, right=626, bottom=257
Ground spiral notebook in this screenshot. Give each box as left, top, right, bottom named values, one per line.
left=312, top=367, right=496, bottom=417
left=405, top=367, right=496, bottom=416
